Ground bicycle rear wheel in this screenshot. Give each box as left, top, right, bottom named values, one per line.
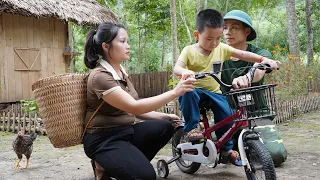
left=172, top=128, right=201, bottom=174
left=244, top=139, right=276, bottom=180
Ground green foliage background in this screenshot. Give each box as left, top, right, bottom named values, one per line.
left=69, top=0, right=319, bottom=98
left=72, top=0, right=319, bottom=73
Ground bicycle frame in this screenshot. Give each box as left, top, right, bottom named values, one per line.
left=161, top=66, right=278, bottom=178
left=201, top=107, right=248, bottom=153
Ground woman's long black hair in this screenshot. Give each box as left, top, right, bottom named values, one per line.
left=84, top=22, right=126, bottom=69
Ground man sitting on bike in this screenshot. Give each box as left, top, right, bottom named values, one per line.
left=221, top=10, right=287, bottom=166
left=173, top=9, right=279, bottom=166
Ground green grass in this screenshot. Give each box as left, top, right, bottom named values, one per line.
left=0, top=131, right=14, bottom=136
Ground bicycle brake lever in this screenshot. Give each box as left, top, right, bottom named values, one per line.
left=257, top=64, right=276, bottom=74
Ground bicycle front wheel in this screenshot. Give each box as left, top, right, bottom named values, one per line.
left=244, top=139, right=276, bottom=180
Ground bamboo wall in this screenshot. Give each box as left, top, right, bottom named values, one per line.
left=0, top=13, right=68, bottom=103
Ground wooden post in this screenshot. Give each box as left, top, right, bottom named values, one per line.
left=6, top=112, right=10, bottom=132
left=22, top=113, right=26, bottom=134
left=307, top=94, right=311, bottom=111
left=33, top=114, right=37, bottom=133
left=313, top=96, right=316, bottom=110
left=38, top=117, right=42, bottom=134
left=17, top=113, right=21, bottom=132
left=12, top=112, right=16, bottom=133
left=276, top=101, right=281, bottom=124
left=28, top=112, right=31, bottom=133
left=310, top=94, right=313, bottom=110
left=1, top=112, right=4, bottom=131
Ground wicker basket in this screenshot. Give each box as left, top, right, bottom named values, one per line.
left=225, top=84, right=277, bottom=121
left=32, top=73, right=89, bottom=148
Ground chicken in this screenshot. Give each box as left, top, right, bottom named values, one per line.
left=12, top=130, right=37, bottom=168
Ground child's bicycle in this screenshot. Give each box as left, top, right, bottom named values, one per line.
left=157, top=63, right=278, bottom=180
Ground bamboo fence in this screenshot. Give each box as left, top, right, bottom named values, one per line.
left=0, top=93, right=319, bottom=134
left=0, top=111, right=46, bottom=134
left=274, top=93, right=320, bottom=124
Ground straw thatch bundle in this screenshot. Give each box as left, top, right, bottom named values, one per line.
left=0, top=0, right=116, bottom=25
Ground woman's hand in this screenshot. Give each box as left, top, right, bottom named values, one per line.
left=173, top=74, right=196, bottom=97
left=261, top=58, right=280, bottom=69
left=135, top=112, right=181, bottom=121
left=166, top=114, right=180, bottom=121
left=166, top=113, right=183, bottom=127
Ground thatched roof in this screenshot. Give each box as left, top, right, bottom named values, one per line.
left=0, top=0, right=117, bottom=25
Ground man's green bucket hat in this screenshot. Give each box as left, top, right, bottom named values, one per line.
left=224, top=10, right=257, bottom=41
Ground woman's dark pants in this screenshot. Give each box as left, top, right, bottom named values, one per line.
left=83, top=120, right=174, bottom=180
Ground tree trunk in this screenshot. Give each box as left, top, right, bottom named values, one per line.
left=170, top=0, right=180, bottom=116
left=123, top=14, right=129, bottom=72
left=225, top=0, right=229, bottom=13
left=161, top=30, right=166, bottom=71
left=255, top=5, right=268, bottom=46
left=170, top=0, right=178, bottom=65
left=144, top=14, right=149, bottom=72
left=178, top=0, right=192, bottom=44
left=196, top=0, right=201, bottom=15
left=305, top=0, right=313, bottom=65
left=204, top=0, right=207, bottom=9
left=285, top=0, right=300, bottom=58
left=116, top=0, right=123, bottom=23
left=138, top=14, right=141, bottom=73
left=103, top=0, right=111, bottom=9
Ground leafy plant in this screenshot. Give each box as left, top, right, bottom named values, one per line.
left=167, top=74, right=179, bottom=90
left=264, top=44, right=320, bottom=100
left=20, top=100, right=38, bottom=114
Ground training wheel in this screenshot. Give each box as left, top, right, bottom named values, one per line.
left=157, top=159, right=169, bottom=178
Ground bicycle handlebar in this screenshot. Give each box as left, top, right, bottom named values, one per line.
left=195, top=72, right=232, bottom=88
left=194, top=63, right=278, bottom=88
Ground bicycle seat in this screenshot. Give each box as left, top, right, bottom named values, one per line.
left=199, top=99, right=213, bottom=111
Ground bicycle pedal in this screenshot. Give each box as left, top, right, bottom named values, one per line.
left=190, top=138, right=205, bottom=145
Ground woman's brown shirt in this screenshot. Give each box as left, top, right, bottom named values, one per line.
left=85, top=62, right=138, bottom=133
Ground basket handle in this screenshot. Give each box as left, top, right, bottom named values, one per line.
left=81, top=101, right=105, bottom=141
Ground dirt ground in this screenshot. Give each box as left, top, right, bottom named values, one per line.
left=1, top=110, right=320, bottom=180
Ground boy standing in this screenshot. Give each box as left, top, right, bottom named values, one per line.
left=173, top=9, right=279, bottom=166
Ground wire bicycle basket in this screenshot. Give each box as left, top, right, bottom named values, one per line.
left=225, top=84, right=277, bottom=121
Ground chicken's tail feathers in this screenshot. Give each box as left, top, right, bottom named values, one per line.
left=30, top=133, right=37, bottom=141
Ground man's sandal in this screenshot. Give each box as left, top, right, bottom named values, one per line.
left=220, top=151, right=243, bottom=166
